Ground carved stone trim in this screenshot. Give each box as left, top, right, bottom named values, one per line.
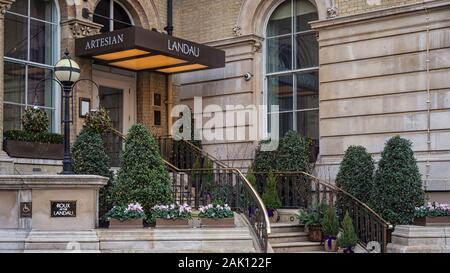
left=327, top=6, right=338, bottom=18
left=61, top=19, right=103, bottom=39
left=233, top=25, right=242, bottom=37
left=0, top=0, right=15, bottom=17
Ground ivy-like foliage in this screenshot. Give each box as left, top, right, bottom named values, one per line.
left=71, top=128, right=114, bottom=220
left=22, top=107, right=49, bottom=133
left=370, top=136, right=425, bottom=225
left=111, top=124, right=172, bottom=220
left=336, top=146, right=375, bottom=204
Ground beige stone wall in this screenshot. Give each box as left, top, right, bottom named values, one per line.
left=312, top=2, right=450, bottom=193
left=335, top=0, right=423, bottom=16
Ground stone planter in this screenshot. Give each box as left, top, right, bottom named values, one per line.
left=307, top=225, right=323, bottom=242
left=155, top=218, right=190, bottom=228
left=323, top=236, right=338, bottom=252
left=201, top=217, right=235, bottom=228
left=109, top=219, right=144, bottom=229
left=413, top=216, right=450, bottom=226
left=4, top=140, right=63, bottom=160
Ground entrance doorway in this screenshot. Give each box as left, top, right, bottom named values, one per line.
left=93, top=70, right=136, bottom=167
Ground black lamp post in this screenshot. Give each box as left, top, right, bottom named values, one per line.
left=54, top=49, right=81, bottom=174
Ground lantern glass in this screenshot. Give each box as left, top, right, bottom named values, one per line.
left=54, top=58, right=80, bottom=83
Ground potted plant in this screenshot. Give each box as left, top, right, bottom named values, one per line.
left=199, top=201, right=235, bottom=228
left=338, top=211, right=358, bottom=253
left=106, top=203, right=146, bottom=229
left=4, top=107, right=63, bottom=159
left=262, top=170, right=281, bottom=223
left=152, top=203, right=192, bottom=228
left=413, top=202, right=450, bottom=226
left=297, top=203, right=328, bottom=242
left=322, top=205, right=340, bottom=252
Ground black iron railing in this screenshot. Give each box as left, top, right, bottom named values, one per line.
left=157, top=136, right=228, bottom=170
left=254, top=172, right=393, bottom=253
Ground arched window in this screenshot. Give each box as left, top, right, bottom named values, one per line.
left=93, top=0, right=133, bottom=33
left=4, top=0, right=59, bottom=132
left=265, top=0, right=319, bottom=148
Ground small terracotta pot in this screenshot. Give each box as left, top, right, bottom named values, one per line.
left=307, top=225, right=323, bottom=242
left=109, top=218, right=144, bottom=229
left=323, top=236, right=338, bottom=252
left=201, top=217, right=235, bottom=228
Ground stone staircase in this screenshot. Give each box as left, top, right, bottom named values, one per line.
left=268, top=210, right=324, bottom=253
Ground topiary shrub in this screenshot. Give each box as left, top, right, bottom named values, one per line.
left=277, top=131, right=310, bottom=172
left=370, top=136, right=425, bottom=225
left=84, top=107, right=111, bottom=134
left=111, top=124, right=172, bottom=221
left=338, top=211, right=358, bottom=252
left=22, top=107, right=49, bottom=133
left=262, top=170, right=281, bottom=214
left=71, top=128, right=114, bottom=221
left=336, top=146, right=375, bottom=204
left=254, top=131, right=310, bottom=172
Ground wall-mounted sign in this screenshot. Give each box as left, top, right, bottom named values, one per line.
left=20, top=202, right=32, bottom=218
left=84, top=33, right=125, bottom=50
left=79, top=98, right=91, bottom=118
left=50, top=201, right=77, bottom=218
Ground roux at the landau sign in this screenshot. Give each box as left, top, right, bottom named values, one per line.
left=168, top=40, right=200, bottom=57
left=51, top=201, right=77, bottom=217
left=84, top=33, right=125, bottom=50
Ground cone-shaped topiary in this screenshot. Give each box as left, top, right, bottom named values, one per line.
left=72, top=128, right=114, bottom=220
left=338, top=211, right=358, bottom=251
left=336, top=146, right=375, bottom=204
left=262, top=170, right=281, bottom=211
left=370, top=136, right=425, bottom=225
left=112, top=124, right=172, bottom=218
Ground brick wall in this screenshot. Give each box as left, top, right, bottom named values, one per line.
left=174, top=0, right=244, bottom=43
left=335, top=0, right=423, bottom=16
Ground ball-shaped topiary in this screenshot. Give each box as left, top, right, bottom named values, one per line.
left=336, top=146, right=375, bottom=204
left=370, top=136, right=425, bottom=225
left=22, top=107, right=49, bottom=133
left=112, top=124, right=172, bottom=218
left=84, top=107, right=111, bottom=134
left=71, top=128, right=114, bottom=220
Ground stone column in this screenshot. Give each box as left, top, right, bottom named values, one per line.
left=0, top=0, right=16, bottom=175
left=59, top=19, right=102, bottom=141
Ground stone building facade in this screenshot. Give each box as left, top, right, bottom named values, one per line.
left=1, top=0, right=449, bottom=201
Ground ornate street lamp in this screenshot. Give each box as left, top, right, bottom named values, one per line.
left=54, top=49, right=81, bottom=174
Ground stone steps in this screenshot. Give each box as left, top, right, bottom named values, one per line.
left=271, top=241, right=323, bottom=253
left=268, top=232, right=309, bottom=244
left=270, top=223, right=305, bottom=233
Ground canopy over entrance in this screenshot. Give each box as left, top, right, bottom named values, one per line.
left=75, top=27, right=225, bottom=73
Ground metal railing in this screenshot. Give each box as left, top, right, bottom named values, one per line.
left=109, top=130, right=270, bottom=252
left=157, top=136, right=228, bottom=170
left=254, top=171, right=393, bottom=253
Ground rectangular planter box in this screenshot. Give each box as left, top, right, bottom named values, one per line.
left=414, top=216, right=450, bottom=226
left=109, top=219, right=144, bottom=229
left=155, top=219, right=190, bottom=228
left=4, top=140, right=63, bottom=160
left=201, top=217, right=235, bottom=228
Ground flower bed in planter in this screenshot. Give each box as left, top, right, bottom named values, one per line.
left=199, top=203, right=235, bottom=228
left=152, top=204, right=192, bottom=228
left=414, top=202, right=450, bottom=226
left=106, top=203, right=145, bottom=229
